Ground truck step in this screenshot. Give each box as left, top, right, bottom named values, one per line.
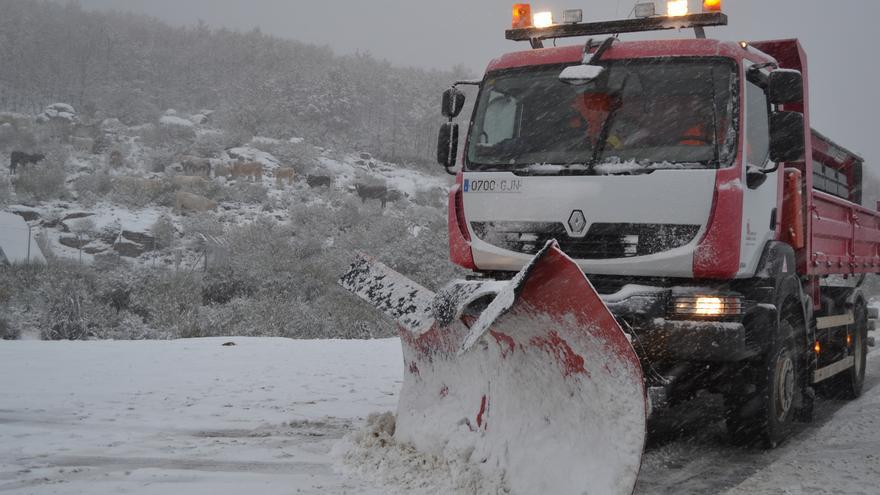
left=869, top=307, right=879, bottom=319
left=816, top=313, right=854, bottom=330
left=813, top=356, right=854, bottom=384
left=869, top=336, right=876, bottom=348
left=869, top=320, right=877, bottom=332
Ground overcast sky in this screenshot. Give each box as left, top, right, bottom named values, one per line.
left=74, top=0, right=879, bottom=169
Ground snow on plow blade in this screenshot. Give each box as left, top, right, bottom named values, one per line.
left=340, top=242, right=646, bottom=494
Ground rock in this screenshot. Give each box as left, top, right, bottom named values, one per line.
left=41, top=218, right=70, bottom=233
left=121, top=231, right=157, bottom=250
left=59, top=236, right=90, bottom=249
left=10, top=210, right=40, bottom=222
left=113, top=239, right=146, bottom=258
left=62, top=212, right=94, bottom=222
left=359, top=152, right=372, bottom=160
left=83, top=245, right=108, bottom=255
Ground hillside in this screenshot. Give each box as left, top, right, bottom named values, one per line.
left=0, top=104, right=459, bottom=341
left=0, top=0, right=472, bottom=166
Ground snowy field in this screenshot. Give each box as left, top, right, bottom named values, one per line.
left=0, top=335, right=878, bottom=494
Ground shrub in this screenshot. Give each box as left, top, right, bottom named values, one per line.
left=180, top=213, right=224, bottom=239
left=14, top=154, right=68, bottom=202
left=250, top=139, right=319, bottom=174
left=150, top=215, right=177, bottom=250
left=130, top=270, right=203, bottom=335
left=0, top=177, right=12, bottom=206
left=39, top=266, right=107, bottom=340
left=202, top=267, right=254, bottom=305
left=147, top=148, right=176, bottom=174
left=223, top=181, right=268, bottom=204
left=193, top=130, right=240, bottom=157
left=0, top=318, right=19, bottom=340
left=110, top=177, right=174, bottom=208
left=74, top=170, right=113, bottom=201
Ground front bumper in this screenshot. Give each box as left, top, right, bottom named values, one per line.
left=601, top=286, right=768, bottom=362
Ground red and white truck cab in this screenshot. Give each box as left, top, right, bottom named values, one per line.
left=437, top=2, right=877, bottom=445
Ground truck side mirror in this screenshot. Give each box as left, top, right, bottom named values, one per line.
left=442, top=89, right=466, bottom=118
left=769, top=111, right=805, bottom=163
left=768, top=70, right=803, bottom=105
left=437, top=122, right=459, bottom=168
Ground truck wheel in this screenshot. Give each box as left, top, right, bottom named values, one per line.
left=725, top=332, right=799, bottom=446
left=757, top=315, right=799, bottom=449
left=762, top=336, right=797, bottom=447
left=841, top=304, right=868, bottom=399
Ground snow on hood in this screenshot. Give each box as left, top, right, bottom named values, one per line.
left=519, top=160, right=698, bottom=175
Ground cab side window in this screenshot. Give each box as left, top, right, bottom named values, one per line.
left=480, top=91, right=519, bottom=145
left=746, top=80, right=770, bottom=167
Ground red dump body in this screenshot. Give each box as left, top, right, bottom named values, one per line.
left=753, top=40, right=879, bottom=278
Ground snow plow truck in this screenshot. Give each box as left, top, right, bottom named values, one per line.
left=341, top=2, right=876, bottom=493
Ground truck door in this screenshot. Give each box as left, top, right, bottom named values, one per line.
left=738, top=63, right=778, bottom=277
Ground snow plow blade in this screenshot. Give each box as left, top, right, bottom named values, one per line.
left=340, top=242, right=646, bottom=494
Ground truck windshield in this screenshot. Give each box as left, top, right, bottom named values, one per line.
left=466, top=58, right=738, bottom=174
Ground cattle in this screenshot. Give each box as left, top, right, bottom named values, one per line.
left=181, top=156, right=212, bottom=177
left=275, top=167, right=296, bottom=187
left=172, top=175, right=208, bottom=190
left=386, top=188, right=405, bottom=204
left=231, top=162, right=263, bottom=182
left=109, top=150, right=124, bottom=168
left=306, top=175, right=332, bottom=188
left=9, top=151, right=46, bottom=174
left=174, top=191, right=217, bottom=214
left=355, top=182, right=390, bottom=209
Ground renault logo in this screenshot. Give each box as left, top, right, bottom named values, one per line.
left=568, top=210, right=587, bottom=235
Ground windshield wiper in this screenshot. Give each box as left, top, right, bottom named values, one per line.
left=587, top=75, right=629, bottom=172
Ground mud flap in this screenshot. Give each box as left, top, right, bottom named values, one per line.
left=340, top=242, right=647, bottom=494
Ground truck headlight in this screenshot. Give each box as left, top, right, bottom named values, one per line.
left=671, top=295, right=743, bottom=318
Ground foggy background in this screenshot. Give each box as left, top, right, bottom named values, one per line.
left=73, top=0, right=880, bottom=185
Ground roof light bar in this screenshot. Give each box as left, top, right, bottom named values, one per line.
left=505, top=12, right=728, bottom=44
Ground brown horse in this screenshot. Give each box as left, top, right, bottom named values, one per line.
left=231, top=162, right=263, bottom=182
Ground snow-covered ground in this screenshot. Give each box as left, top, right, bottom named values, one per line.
left=0, top=338, right=401, bottom=494
left=0, top=335, right=877, bottom=494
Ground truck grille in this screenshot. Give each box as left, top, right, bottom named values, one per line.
left=470, top=222, right=701, bottom=260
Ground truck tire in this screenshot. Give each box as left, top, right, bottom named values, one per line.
left=841, top=303, right=868, bottom=399
left=761, top=331, right=797, bottom=448
left=725, top=320, right=799, bottom=447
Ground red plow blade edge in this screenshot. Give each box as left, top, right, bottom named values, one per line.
left=340, top=242, right=647, bottom=494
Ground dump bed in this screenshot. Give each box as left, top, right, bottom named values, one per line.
left=807, top=130, right=877, bottom=276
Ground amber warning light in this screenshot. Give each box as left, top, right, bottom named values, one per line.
left=512, top=3, right=532, bottom=29
left=703, top=0, right=723, bottom=12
